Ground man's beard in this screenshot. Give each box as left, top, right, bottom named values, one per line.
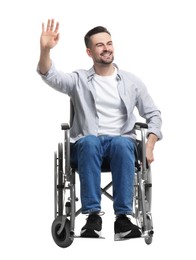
left=96, top=51, right=114, bottom=65
left=100, top=56, right=114, bottom=64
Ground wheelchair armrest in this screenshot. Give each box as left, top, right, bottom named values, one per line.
left=61, top=123, right=70, bottom=130
left=135, top=122, right=148, bottom=130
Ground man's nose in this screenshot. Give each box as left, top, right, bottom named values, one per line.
left=103, top=45, right=110, bottom=51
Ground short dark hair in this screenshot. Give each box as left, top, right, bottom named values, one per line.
left=84, top=26, right=111, bottom=48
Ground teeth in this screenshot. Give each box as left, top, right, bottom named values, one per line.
left=102, top=52, right=110, bottom=57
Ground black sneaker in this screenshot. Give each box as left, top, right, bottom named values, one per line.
left=114, top=214, right=141, bottom=240
left=80, top=213, right=102, bottom=238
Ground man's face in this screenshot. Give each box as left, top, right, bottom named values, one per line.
left=86, top=32, right=114, bottom=65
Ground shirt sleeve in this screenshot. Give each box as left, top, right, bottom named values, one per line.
left=37, top=61, right=75, bottom=96
left=135, top=79, right=163, bottom=140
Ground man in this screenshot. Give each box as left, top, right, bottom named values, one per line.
left=37, top=19, right=162, bottom=240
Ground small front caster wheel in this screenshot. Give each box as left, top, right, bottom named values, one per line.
left=51, top=216, right=74, bottom=248
left=145, top=235, right=153, bottom=245
left=144, top=229, right=153, bottom=245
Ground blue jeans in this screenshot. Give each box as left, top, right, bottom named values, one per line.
left=70, top=135, right=135, bottom=215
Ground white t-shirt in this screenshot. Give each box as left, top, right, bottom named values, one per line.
left=93, top=68, right=126, bottom=135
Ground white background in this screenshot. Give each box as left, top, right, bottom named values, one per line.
left=0, top=0, right=195, bottom=259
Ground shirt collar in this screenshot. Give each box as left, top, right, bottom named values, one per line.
left=87, top=63, right=121, bottom=81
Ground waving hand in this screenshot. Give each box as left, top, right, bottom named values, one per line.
left=38, top=19, right=60, bottom=74
left=40, top=19, right=60, bottom=50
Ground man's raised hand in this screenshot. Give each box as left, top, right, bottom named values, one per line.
left=40, top=19, right=60, bottom=50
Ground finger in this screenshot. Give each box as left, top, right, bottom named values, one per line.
left=55, top=33, right=60, bottom=42
left=46, top=19, right=51, bottom=31
left=54, top=22, right=59, bottom=33
left=42, top=22, right=45, bottom=33
left=50, top=19, right=54, bottom=31
left=147, top=159, right=152, bottom=165
left=147, top=157, right=154, bottom=165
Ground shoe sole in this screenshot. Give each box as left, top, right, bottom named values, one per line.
left=81, top=228, right=101, bottom=238
left=114, top=229, right=141, bottom=241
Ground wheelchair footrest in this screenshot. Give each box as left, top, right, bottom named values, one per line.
left=74, top=235, right=105, bottom=239
left=114, top=236, right=141, bottom=241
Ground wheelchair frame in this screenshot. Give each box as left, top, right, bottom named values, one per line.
left=51, top=122, right=154, bottom=248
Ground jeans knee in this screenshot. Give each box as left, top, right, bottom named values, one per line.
left=111, top=136, right=135, bottom=152
left=78, top=135, right=101, bottom=155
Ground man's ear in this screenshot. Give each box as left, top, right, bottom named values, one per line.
left=86, top=48, right=92, bottom=57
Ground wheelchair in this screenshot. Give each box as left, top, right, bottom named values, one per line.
left=51, top=103, right=154, bottom=248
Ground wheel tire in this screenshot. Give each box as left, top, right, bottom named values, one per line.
left=57, top=143, right=64, bottom=216
left=145, top=216, right=153, bottom=245
left=145, top=235, right=153, bottom=245
left=51, top=217, right=74, bottom=248
left=145, top=167, right=152, bottom=208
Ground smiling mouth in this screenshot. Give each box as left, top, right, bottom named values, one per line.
left=101, top=51, right=112, bottom=57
